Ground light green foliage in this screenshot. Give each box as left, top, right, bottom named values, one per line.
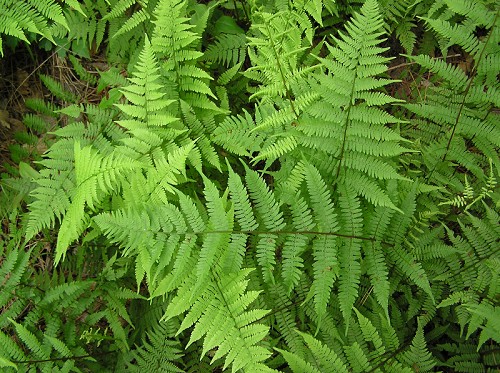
left=1, top=0, right=499, bottom=371
left=0, top=0, right=68, bottom=56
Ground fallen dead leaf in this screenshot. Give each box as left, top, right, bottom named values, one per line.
left=0, top=109, right=11, bottom=128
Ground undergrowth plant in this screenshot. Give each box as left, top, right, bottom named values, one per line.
left=0, top=0, right=499, bottom=372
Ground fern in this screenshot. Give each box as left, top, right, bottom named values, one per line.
left=102, top=0, right=156, bottom=38
left=404, top=0, right=500, bottom=191
left=220, top=0, right=410, bottom=211
left=7, top=0, right=499, bottom=371
left=126, top=321, right=184, bottom=372
left=204, top=33, right=247, bottom=67
left=0, top=0, right=69, bottom=56
left=399, top=319, right=437, bottom=372
left=169, top=269, right=274, bottom=372
left=0, top=221, right=141, bottom=372
left=39, top=74, right=78, bottom=103
left=150, top=0, right=225, bottom=170
left=115, top=36, right=178, bottom=138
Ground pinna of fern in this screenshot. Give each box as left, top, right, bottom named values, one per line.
left=0, top=0, right=74, bottom=56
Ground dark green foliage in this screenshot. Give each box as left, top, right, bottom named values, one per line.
left=1, top=0, right=498, bottom=371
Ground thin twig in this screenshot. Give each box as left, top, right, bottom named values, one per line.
left=6, top=41, right=72, bottom=108
left=387, top=53, right=461, bottom=72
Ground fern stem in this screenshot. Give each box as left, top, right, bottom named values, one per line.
left=201, top=229, right=394, bottom=247
left=7, top=41, right=72, bottom=108
left=387, top=54, right=461, bottom=72
left=335, top=73, right=357, bottom=180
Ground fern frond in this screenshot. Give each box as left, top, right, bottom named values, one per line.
left=39, top=74, right=77, bottom=103
left=225, top=162, right=258, bottom=272
left=116, top=36, right=178, bottom=132
left=245, top=0, right=409, bottom=211
left=212, top=110, right=263, bottom=156
left=9, top=319, right=48, bottom=360
left=0, top=0, right=69, bottom=55
left=246, top=9, right=318, bottom=109
left=295, top=330, right=349, bottom=371
left=405, top=0, right=500, bottom=192
left=25, top=169, right=73, bottom=241
left=204, top=33, right=247, bottom=67
left=387, top=184, right=435, bottom=302
left=127, top=321, right=184, bottom=372
left=399, top=319, right=436, bottom=372
left=164, top=268, right=274, bottom=372
left=363, top=207, right=393, bottom=319
left=193, top=177, right=231, bottom=294
left=281, top=192, right=314, bottom=293
left=151, top=0, right=215, bottom=107
left=56, top=142, right=144, bottom=263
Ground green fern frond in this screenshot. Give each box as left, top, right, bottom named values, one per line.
left=246, top=9, right=318, bottom=107
left=297, top=329, right=349, bottom=371
left=190, top=269, right=273, bottom=372
left=55, top=142, right=144, bottom=263
left=313, top=0, right=407, bottom=184
left=40, top=74, right=78, bottom=103
left=25, top=169, right=74, bottom=241
left=386, top=185, right=435, bottom=302
left=146, top=0, right=224, bottom=171
left=244, top=0, right=410, bottom=211
left=212, top=110, right=263, bottom=156
left=102, top=0, right=155, bottom=38
left=379, top=0, right=423, bottom=54
left=205, top=33, right=247, bottom=67
left=302, top=163, right=339, bottom=322
left=404, top=0, right=500, bottom=193
left=225, top=161, right=258, bottom=271
left=465, top=303, right=500, bottom=349
left=281, top=191, right=314, bottom=293
left=278, top=314, right=402, bottom=372
left=9, top=319, right=48, bottom=360
left=116, top=36, right=178, bottom=131
left=399, top=319, right=436, bottom=372
left=127, top=322, right=184, bottom=372
left=363, top=208, right=393, bottom=319
left=193, top=177, right=231, bottom=294
left=0, top=0, right=70, bottom=56
left=151, top=0, right=215, bottom=108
